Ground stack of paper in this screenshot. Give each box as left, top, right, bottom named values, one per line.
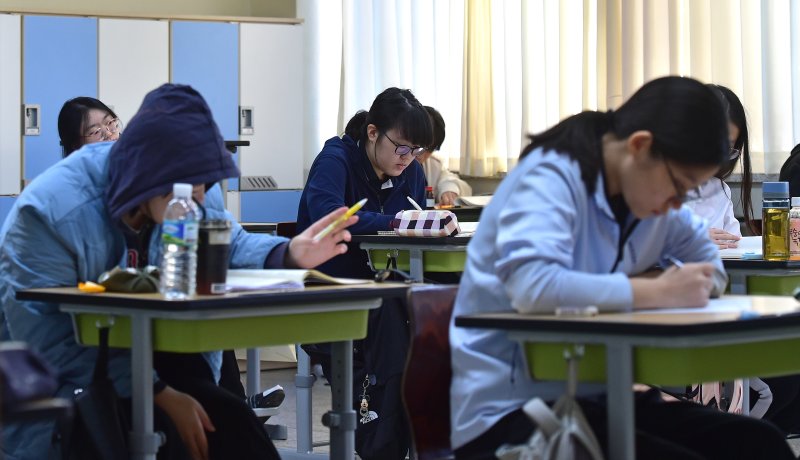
left=718, top=236, right=762, bottom=259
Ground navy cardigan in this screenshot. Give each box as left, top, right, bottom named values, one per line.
left=297, top=135, right=426, bottom=278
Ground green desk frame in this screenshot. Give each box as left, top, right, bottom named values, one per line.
left=18, top=285, right=408, bottom=460
left=456, top=295, right=800, bottom=460
left=352, top=235, right=469, bottom=281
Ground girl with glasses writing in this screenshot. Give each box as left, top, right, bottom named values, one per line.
left=297, top=86, right=431, bottom=280
left=297, top=87, right=432, bottom=460
left=449, top=76, right=793, bottom=459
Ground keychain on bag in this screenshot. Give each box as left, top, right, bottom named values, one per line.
left=359, top=375, right=379, bottom=424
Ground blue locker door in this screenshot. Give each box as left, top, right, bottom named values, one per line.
left=171, top=21, right=239, bottom=191
left=23, top=16, right=97, bottom=181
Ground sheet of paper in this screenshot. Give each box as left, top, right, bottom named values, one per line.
left=225, top=270, right=304, bottom=292
left=635, top=297, right=753, bottom=315
left=719, top=236, right=762, bottom=259
left=456, top=195, right=492, bottom=207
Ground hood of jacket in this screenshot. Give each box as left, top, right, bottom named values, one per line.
left=106, top=83, right=239, bottom=222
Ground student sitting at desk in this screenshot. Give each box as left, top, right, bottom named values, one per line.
left=0, top=84, right=358, bottom=460
left=297, top=87, right=431, bottom=459
left=57, top=96, right=285, bottom=412
left=682, top=85, right=775, bottom=417
left=416, top=106, right=472, bottom=206
left=685, top=85, right=757, bottom=248
left=297, top=87, right=430, bottom=279
left=449, top=76, right=794, bottom=459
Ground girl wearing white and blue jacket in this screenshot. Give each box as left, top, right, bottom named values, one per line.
left=449, top=76, right=794, bottom=459
left=0, top=84, right=358, bottom=460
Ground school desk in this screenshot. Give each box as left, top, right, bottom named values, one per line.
left=351, top=234, right=470, bottom=282
left=17, top=284, right=408, bottom=460
left=722, top=259, right=800, bottom=294
left=455, top=295, right=800, bottom=460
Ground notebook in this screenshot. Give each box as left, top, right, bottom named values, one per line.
left=225, top=269, right=371, bottom=292
left=718, top=236, right=762, bottom=259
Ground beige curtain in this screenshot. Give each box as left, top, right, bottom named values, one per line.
left=459, top=0, right=800, bottom=177
left=461, top=0, right=496, bottom=177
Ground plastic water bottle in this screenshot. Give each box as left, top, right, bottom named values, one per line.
left=160, top=183, right=199, bottom=300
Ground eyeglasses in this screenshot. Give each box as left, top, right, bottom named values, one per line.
left=729, top=147, right=741, bottom=161
left=84, top=118, right=122, bottom=142
left=664, top=160, right=702, bottom=204
left=382, top=132, right=426, bottom=157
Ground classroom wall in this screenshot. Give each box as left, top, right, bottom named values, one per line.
left=0, top=0, right=295, bottom=18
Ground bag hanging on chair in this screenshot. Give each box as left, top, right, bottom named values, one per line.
left=59, top=326, right=130, bottom=460
left=496, top=345, right=604, bottom=460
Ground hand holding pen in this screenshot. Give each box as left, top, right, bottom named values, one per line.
left=657, top=255, right=716, bottom=307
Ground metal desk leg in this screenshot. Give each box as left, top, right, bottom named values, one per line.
left=409, top=249, right=424, bottom=282
left=606, top=342, right=635, bottom=460
left=246, top=348, right=261, bottom=396
left=130, top=315, right=161, bottom=460
left=296, top=345, right=315, bottom=453
left=729, top=272, right=747, bottom=295
left=325, top=340, right=355, bottom=460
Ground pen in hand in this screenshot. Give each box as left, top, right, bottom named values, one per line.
left=312, top=198, right=367, bottom=242
left=665, top=255, right=684, bottom=269
left=407, top=196, right=423, bottom=211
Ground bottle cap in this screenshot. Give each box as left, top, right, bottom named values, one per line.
left=763, top=182, right=789, bottom=199
left=425, top=186, right=433, bottom=191
left=793, top=197, right=800, bottom=207
left=173, top=183, right=193, bottom=199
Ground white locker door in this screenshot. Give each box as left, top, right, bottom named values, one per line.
left=0, top=14, right=21, bottom=195
left=99, top=18, right=169, bottom=128
left=240, top=23, right=304, bottom=189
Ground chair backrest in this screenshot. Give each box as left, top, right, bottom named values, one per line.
left=402, top=285, right=457, bottom=460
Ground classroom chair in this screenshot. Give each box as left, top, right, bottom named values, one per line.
left=276, top=221, right=297, bottom=238
left=402, top=285, right=457, bottom=460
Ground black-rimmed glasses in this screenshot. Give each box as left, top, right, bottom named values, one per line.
left=382, top=132, right=426, bottom=157
left=729, top=147, right=741, bottom=161
left=664, top=160, right=702, bottom=203
left=84, top=118, right=122, bottom=141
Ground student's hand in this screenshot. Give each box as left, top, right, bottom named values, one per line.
left=286, top=207, right=358, bottom=269
left=440, top=191, right=459, bottom=206
left=154, top=386, right=215, bottom=460
left=632, top=262, right=715, bottom=309
left=709, top=228, right=740, bottom=249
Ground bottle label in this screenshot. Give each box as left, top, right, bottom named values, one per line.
left=162, top=220, right=199, bottom=246
left=791, top=218, right=800, bottom=260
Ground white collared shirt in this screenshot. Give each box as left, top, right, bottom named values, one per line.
left=683, top=178, right=741, bottom=237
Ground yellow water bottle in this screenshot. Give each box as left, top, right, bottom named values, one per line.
left=762, top=182, right=790, bottom=261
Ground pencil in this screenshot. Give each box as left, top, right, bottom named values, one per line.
left=312, top=198, right=367, bottom=242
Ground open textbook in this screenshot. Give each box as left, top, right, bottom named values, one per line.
left=718, top=236, right=762, bottom=259
left=226, top=269, right=371, bottom=292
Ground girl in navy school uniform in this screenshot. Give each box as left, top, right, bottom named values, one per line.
left=297, top=87, right=430, bottom=279
left=449, top=76, right=795, bottom=459
left=297, top=87, right=432, bottom=460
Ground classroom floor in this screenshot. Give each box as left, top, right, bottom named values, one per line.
left=248, top=364, right=333, bottom=455
left=245, top=364, right=800, bottom=458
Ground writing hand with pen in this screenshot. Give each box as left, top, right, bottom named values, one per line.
left=631, top=255, right=717, bottom=309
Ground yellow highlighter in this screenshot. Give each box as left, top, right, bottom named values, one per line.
left=313, top=198, right=367, bottom=242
